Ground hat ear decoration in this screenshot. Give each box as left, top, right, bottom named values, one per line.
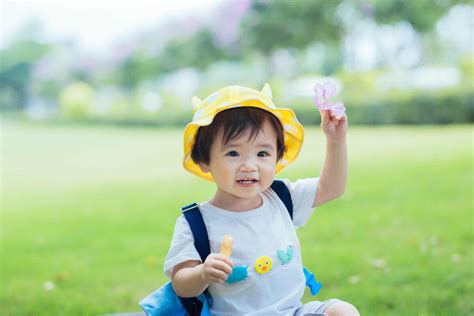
left=192, top=96, right=203, bottom=113
left=261, top=83, right=273, bottom=99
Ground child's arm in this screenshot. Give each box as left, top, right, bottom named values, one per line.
left=313, top=110, right=348, bottom=208
left=171, top=254, right=233, bottom=297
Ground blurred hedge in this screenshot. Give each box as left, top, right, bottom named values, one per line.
left=20, top=86, right=473, bottom=127
left=291, top=87, right=473, bottom=125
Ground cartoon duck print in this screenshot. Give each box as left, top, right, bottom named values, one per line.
left=276, top=244, right=295, bottom=265
left=254, top=256, right=273, bottom=275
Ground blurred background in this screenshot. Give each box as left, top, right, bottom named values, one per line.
left=1, top=0, right=473, bottom=315
left=2, top=0, right=473, bottom=125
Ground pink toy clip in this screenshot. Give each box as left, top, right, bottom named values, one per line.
left=312, top=82, right=346, bottom=118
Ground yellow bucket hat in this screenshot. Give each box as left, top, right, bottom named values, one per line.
left=183, top=83, right=304, bottom=181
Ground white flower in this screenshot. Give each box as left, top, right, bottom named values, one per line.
left=43, top=281, right=55, bottom=291
left=348, top=275, right=360, bottom=284
left=451, top=254, right=461, bottom=263
left=370, top=258, right=386, bottom=269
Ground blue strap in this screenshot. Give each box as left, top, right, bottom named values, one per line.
left=182, top=203, right=211, bottom=261
left=271, top=180, right=293, bottom=220
left=179, top=203, right=212, bottom=315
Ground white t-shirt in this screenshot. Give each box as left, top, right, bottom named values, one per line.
left=164, top=178, right=319, bottom=315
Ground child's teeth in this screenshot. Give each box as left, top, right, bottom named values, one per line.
left=239, top=180, right=255, bottom=183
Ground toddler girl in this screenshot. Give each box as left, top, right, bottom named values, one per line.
left=164, top=84, right=359, bottom=315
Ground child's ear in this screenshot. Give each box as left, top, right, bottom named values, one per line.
left=198, top=163, right=210, bottom=173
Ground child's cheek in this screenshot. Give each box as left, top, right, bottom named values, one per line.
left=223, top=161, right=238, bottom=171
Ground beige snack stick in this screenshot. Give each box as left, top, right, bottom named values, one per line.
left=219, top=235, right=233, bottom=257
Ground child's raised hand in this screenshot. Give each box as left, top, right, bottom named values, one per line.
left=320, top=109, right=348, bottom=142
left=201, top=253, right=234, bottom=284
left=312, top=82, right=348, bottom=142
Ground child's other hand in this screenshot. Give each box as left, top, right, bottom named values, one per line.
left=201, top=253, right=234, bottom=284
left=320, top=109, right=348, bottom=142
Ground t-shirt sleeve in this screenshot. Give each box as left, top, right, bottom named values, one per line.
left=163, top=215, right=202, bottom=278
left=281, top=177, right=319, bottom=228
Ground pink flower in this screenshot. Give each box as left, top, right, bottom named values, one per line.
left=312, top=82, right=346, bottom=117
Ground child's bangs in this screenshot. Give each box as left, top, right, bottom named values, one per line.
left=219, top=108, right=265, bottom=146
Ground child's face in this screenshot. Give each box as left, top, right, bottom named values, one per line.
left=199, top=120, right=278, bottom=202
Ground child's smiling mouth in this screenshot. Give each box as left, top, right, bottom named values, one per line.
left=236, top=178, right=258, bottom=185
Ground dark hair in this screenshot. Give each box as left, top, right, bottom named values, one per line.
left=191, top=107, right=286, bottom=165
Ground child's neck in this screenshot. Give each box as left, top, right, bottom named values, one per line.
left=209, top=190, right=263, bottom=212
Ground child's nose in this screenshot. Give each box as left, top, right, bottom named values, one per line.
left=240, top=159, right=257, bottom=171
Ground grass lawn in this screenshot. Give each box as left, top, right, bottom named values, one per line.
left=1, top=121, right=472, bottom=315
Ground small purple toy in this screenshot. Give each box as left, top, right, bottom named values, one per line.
left=312, top=82, right=346, bottom=118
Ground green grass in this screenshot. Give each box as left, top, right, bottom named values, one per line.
left=1, top=121, right=473, bottom=315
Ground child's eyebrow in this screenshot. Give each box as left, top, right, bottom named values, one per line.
left=222, top=142, right=275, bottom=149
left=255, top=143, right=276, bottom=149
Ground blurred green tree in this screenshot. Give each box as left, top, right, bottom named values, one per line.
left=0, top=19, right=50, bottom=110
left=116, top=53, right=156, bottom=90
left=105, top=0, right=471, bottom=84
left=114, top=29, right=227, bottom=88
left=161, top=30, right=227, bottom=72
left=370, top=0, right=467, bottom=32
left=240, top=0, right=344, bottom=74
left=241, top=0, right=343, bottom=54
left=0, top=40, right=50, bottom=110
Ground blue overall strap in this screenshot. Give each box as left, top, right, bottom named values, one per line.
left=271, top=180, right=293, bottom=220
left=179, top=203, right=212, bottom=316
left=182, top=203, right=211, bottom=260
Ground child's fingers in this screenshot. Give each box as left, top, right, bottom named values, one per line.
left=206, top=253, right=233, bottom=273
left=214, top=254, right=234, bottom=269
left=328, top=110, right=338, bottom=120
left=213, top=259, right=233, bottom=275
left=208, top=253, right=233, bottom=266
left=321, top=110, right=329, bottom=124
left=203, top=256, right=233, bottom=283
left=330, top=112, right=347, bottom=123
left=323, top=110, right=336, bottom=125
left=209, top=269, right=230, bottom=282
left=335, top=113, right=344, bottom=120
left=331, top=112, right=341, bottom=122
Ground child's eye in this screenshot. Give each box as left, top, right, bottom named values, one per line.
left=257, top=151, right=269, bottom=157
left=226, top=151, right=239, bottom=157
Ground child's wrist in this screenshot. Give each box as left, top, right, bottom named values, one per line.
left=197, top=263, right=207, bottom=283
left=325, top=135, right=347, bottom=145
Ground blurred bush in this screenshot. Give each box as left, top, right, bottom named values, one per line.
left=292, top=86, right=473, bottom=125
left=59, top=81, right=94, bottom=119
left=49, top=84, right=472, bottom=126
